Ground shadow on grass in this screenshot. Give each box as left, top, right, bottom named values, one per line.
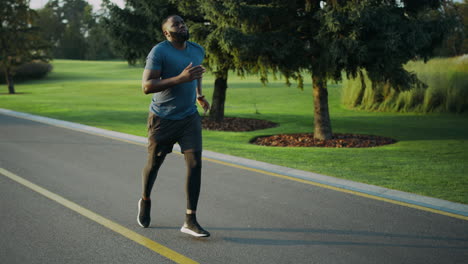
left=242, top=113, right=468, bottom=141
left=0, top=92, right=30, bottom=95
left=41, top=73, right=116, bottom=82
left=72, top=110, right=146, bottom=125
left=227, top=82, right=294, bottom=89
left=331, top=115, right=468, bottom=141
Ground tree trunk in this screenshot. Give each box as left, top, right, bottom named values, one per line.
left=209, top=67, right=229, bottom=123
left=312, top=75, right=332, bottom=140
left=5, top=70, right=15, bottom=94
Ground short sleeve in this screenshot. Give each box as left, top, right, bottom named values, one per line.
left=144, top=45, right=163, bottom=70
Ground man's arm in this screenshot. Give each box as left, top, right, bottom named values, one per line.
left=196, top=77, right=210, bottom=114
left=196, top=78, right=203, bottom=98
left=141, top=63, right=206, bottom=94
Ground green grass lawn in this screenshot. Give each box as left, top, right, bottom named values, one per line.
left=2, top=59, right=467, bottom=204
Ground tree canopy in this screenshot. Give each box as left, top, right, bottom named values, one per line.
left=33, top=0, right=118, bottom=60
left=103, top=0, right=178, bottom=65
left=197, top=0, right=456, bottom=139
left=173, top=0, right=259, bottom=122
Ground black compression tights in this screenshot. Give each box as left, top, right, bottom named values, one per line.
left=142, top=151, right=202, bottom=211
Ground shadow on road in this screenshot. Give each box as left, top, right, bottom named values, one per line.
left=155, top=226, right=468, bottom=249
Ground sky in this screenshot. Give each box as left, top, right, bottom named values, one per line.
left=29, top=0, right=125, bottom=11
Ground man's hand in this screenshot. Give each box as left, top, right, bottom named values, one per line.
left=197, top=96, right=210, bottom=115
left=179, top=62, right=206, bottom=83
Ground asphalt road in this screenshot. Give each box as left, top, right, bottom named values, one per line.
left=1, top=113, right=467, bottom=264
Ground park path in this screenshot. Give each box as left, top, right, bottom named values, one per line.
left=0, top=112, right=467, bottom=264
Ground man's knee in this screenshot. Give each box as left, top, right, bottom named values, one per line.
left=184, top=151, right=202, bottom=169
left=146, top=153, right=166, bottom=170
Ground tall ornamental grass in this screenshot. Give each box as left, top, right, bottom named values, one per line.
left=342, top=55, right=468, bottom=113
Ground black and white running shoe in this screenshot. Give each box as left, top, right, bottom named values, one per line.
left=137, top=198, right=151, bottom=228
left=180, top=214, right=210, bottom=237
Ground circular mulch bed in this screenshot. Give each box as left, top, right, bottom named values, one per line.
left=251, top=133, right=397, bottom=148
left=201, top=117, right=278, bottom=132
left=201, top=117, right=396, bottom=148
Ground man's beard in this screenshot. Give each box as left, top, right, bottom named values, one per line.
left=169, top=30, right=189, bottom=42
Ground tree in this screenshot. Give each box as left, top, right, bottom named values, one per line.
left=34, top=0, right=95, bottom=59
left=174, top=0, right=250, bottom=122
left=456, top=0, right=468, bottom=53
left=104, top=0, right=243, bottom=121
left=0, top=0, right=51, bottom=94
left=176, top=1, right=307, bottom=122
left=202, top=0, right=456, bottom=140
left=85, top=17, right=119, bottom=60
left=35, top=1, right=119, bottom=60
left=432, top=1, right=465, bottom=56
left=103, top=0, right=178, bottom=65
left=42, top=0, right=96, bottom=60
left=35, top=5, right=64, bottom=54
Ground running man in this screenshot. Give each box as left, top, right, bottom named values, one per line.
left=138, top=15, right=211, bottom=237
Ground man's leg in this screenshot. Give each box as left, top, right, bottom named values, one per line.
left=138, top=141, right=167, bottom=228
left=180, top=151, right=210, bottom=237
left=142, top=153, right=166, bottom=199
left=184, top=151, right=202, bottom=211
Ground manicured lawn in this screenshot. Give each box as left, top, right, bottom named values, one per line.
left=1, top=59, right=467, bottom=204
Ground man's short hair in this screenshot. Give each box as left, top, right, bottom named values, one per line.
left=161, top=15, right=179, bottom=32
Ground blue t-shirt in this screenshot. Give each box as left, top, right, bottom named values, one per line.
left=145, top=40, right=205, bottom=120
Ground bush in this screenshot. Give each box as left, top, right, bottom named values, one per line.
left=445, top=71, right=468, bottom=113
left=342, top=55, right=468, bottom=113
left=0, top=61, right=53, bottom=84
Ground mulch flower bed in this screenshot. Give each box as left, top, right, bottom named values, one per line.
left=250, top=133, right=397, bottom=148
left=202, top=117, right=396, bottom=148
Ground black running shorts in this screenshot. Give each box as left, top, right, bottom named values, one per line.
left=147, top=112, right=202, bottom=156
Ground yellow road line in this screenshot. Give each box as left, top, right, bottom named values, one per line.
left=201, top=157, right=468, bottom=221
left=0, top=167, right=199, bottom=264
